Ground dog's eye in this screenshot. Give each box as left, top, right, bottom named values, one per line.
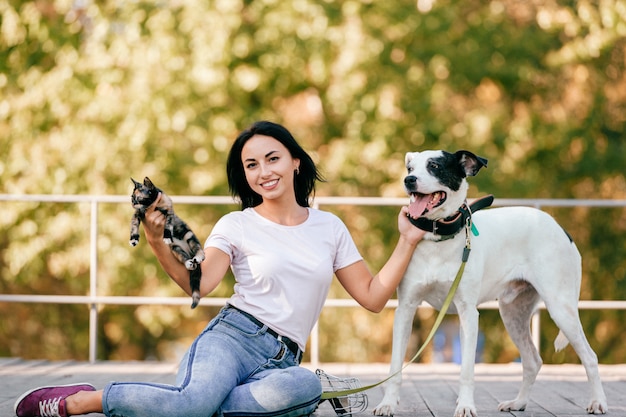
left=407, top=166, right=413, bottom=173
left=428, top=161, right=439, bottom=170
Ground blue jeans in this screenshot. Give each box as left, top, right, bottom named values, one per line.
left=102, top=307, right=322, bottom=417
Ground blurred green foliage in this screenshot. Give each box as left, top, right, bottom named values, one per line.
left=1, top=0, right=625, bottom=363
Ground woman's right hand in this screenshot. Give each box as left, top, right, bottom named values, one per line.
left=142, top=193, right=166, bottom=244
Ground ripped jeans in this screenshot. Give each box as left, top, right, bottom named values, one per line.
left=102, top=306, right=322, bottom=417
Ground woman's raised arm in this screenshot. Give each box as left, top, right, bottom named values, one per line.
left=335, top=206, right=425, bottom=312
left=141, top=194, right=231, bottom=298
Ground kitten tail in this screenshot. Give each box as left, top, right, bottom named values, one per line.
left=191, top=291, right=201, bottom=309
left=189, top=267, right=202, bottom=309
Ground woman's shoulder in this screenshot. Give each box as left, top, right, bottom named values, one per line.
left=213, top=209, right=254, bottom=228
left=307, top=207, right=346, bottom=227
left=220, top=208, right=255, bottom=219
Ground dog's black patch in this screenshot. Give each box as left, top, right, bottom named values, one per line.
left=426, top=152, right=466, bottom=192
left=425, top=151, right=488, bottom=191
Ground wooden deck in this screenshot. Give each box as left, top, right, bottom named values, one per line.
left=1, top=359, right=625, bottom=417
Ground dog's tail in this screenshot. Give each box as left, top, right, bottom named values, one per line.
left=554, top=330, right=569, bottom=352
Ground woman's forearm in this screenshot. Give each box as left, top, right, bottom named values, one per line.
left=146, top=235, right=196, bottom=296
left=369, top=235, right=419, bottom=310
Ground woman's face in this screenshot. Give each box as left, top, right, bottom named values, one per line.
left=241, top=134, right=300, bottom=203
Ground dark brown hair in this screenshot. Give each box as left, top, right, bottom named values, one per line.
left=226, top=121, right=324, bottom=209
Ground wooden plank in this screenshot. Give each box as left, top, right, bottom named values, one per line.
left=1, top=361, right=625, bottom=417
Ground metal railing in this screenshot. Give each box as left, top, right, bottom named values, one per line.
left=1, top=194, right=625, bottom=366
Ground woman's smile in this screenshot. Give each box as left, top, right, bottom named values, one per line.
left=261, top=179, right=279, bottom=189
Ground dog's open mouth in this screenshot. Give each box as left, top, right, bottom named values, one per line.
left=408, top=191, right=447, bottom=218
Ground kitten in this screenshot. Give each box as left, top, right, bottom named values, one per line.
left=129, top=177, right=205, bottom=309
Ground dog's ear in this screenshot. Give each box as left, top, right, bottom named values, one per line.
left=405, top=152, right=415, bottom=166
left=455, top=150, right=488, bottom=177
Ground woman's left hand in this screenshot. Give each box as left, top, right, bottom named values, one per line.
left=398, top=206, right=426, bottom=246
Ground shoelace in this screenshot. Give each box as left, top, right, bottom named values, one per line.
left=39, top=396, right=63, bottom=417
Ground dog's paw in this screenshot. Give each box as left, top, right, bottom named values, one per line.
left=163, top=237, right=172, bottom=245
left=586, top=399, right=608, bottom=414
left=498, top=398, right=527, bottom=412
left=454, top=404, right=477, bottom=417
left=372, top=402, right=396, bottom=416
left=129, top=238, right=139, bottom=247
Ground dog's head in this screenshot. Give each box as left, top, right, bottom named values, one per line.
left=404, top=150, right=487, bottom=220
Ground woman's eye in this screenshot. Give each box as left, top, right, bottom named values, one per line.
left=246, top=162, right=257, bottom=169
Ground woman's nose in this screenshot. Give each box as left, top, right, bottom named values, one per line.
left=260, top=163, right=272, bottom=177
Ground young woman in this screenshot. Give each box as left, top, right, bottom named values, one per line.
left=15, top=121, right=425, bottom=417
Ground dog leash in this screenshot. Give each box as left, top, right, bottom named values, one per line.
left=320, top=220, right=473, bottom=400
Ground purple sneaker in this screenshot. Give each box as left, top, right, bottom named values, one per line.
left=14, top=383, right=96, bottom=417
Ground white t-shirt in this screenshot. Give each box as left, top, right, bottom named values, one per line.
left=204, top=207, right=363, bottom=351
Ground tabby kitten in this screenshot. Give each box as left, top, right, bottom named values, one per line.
left=129, top=177, right=205, bottom=309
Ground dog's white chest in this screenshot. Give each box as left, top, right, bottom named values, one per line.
left=400, top=238, right=468, bottom=310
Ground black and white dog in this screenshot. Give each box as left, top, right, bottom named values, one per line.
left=373, top=150, right=607, bottom=417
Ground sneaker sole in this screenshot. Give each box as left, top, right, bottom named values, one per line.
left=14, top=383, right=96, bottom=414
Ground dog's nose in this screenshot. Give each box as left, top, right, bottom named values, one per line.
left=404, top=176, right=417, bottom=187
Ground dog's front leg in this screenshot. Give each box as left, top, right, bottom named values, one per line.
left=455, top=304, right=479, bottom=417
left=373, top=298, right=421, bottom=416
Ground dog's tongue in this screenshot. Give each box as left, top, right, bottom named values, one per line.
left=409, top=192, right=444, bottom=218
left=409, top=194, right=431, bottom=218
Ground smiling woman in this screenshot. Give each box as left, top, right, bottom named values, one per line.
left=13, top=120, right=425, bottom=417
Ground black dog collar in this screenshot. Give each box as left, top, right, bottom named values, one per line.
left=408, top=194, right=494, bottom=237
